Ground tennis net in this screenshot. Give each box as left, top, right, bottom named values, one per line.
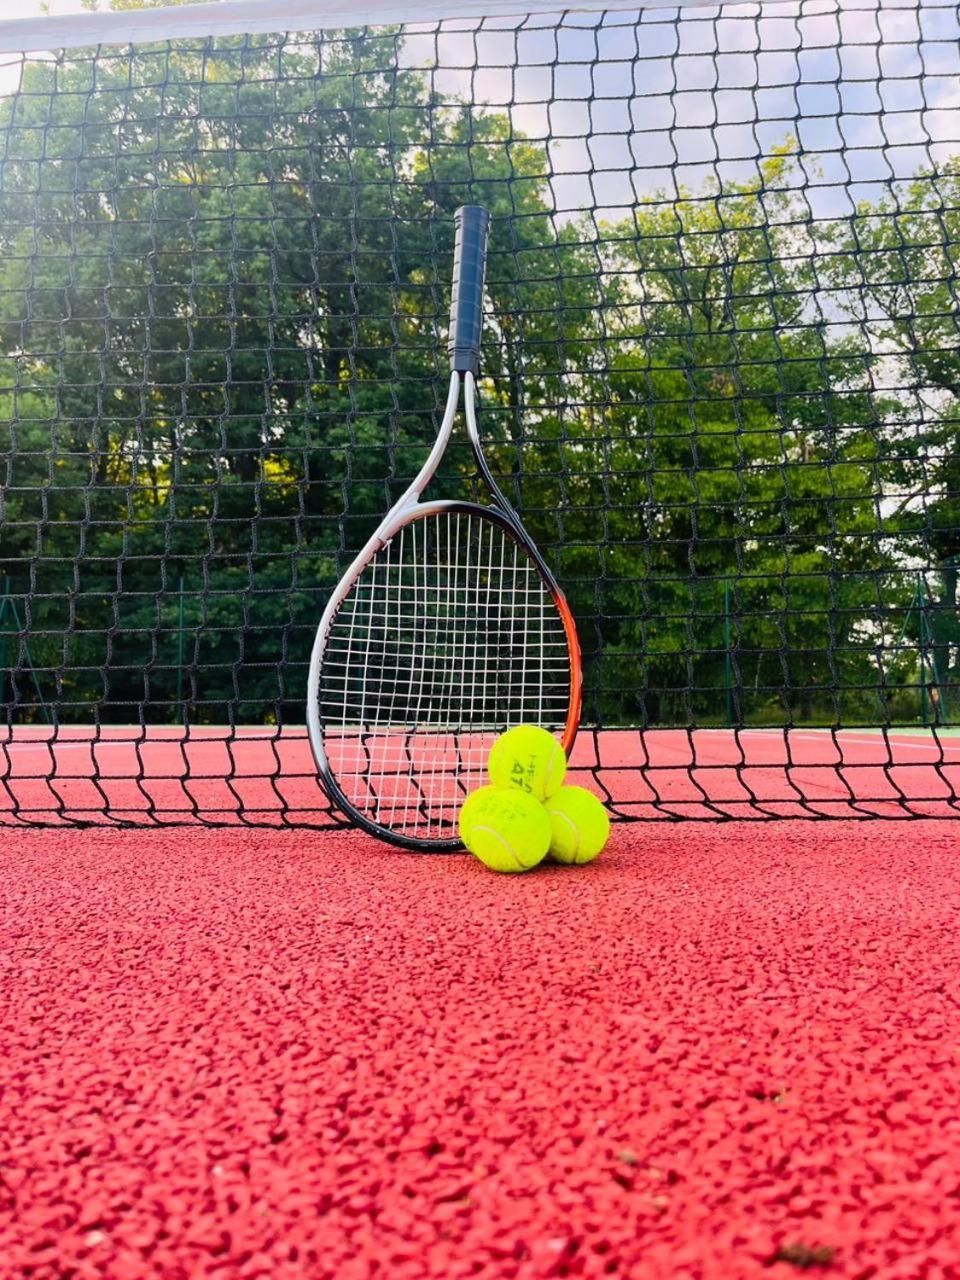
left=1, top=0, right=959, bottom=825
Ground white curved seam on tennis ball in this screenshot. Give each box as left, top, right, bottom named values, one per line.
left=551, top=810, right=580, bottom=861
left=469, top=823, right=532, bottom=870
left=546, top=749, right=566, bottom=795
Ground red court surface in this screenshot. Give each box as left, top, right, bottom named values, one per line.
left=3, top=727, right=960, bottom=824
left=3, top=819, right=959, bottom=1278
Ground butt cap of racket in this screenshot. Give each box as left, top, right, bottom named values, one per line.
left=449, top=205, right=490, bottom=375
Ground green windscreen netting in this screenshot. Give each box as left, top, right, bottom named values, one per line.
left=1, top=0, right=959, bottom=825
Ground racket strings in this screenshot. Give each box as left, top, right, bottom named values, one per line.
left=318, top=510, right=571, bottom=842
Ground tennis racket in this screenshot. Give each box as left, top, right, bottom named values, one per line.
left=307, top=205, right=582, bottom=850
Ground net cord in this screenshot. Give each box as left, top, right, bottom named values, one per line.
left=0, top=0, right=724, bottom=57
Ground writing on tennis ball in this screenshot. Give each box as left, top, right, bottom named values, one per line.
left=487, top=724, right=566, bottom=801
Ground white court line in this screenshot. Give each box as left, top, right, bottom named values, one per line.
left=735, top=730, right=960, bottom=757
left=0, top=726, right=308, bottom=742
left=0, top=738, right=289, bottom=756
left=3, top=728, right=959, bottom=759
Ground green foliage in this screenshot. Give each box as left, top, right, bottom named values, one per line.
left=0, top=35, right=956, bottom=726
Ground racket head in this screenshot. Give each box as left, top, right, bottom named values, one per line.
left=309, top=501, right=581, bottom=851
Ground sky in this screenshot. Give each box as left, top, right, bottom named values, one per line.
left=6, top=0, right=103, bottom=15
left=0, top=0, right=958, bottom=223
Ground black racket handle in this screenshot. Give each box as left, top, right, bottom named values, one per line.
left=448, top=205, right=490, bottom=375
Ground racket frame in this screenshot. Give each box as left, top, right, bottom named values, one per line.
left=307, top=208, right=582, bottom=850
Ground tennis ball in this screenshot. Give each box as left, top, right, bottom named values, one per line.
left=544, top=786, right=610, bottom=865
left=458, top=785, right=552, bottom=873
left=487, top=724, right=566, bottom=801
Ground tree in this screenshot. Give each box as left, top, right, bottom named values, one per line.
left=818, top=162, right=960, bottom=714
left=0, top=30, right=953, bottom=729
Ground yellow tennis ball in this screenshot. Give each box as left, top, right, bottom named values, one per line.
left=487, top=724, right=567, bottom=801
left=458, top=785, right=552, bottom=873
left=544, top=786, right=610, bottom=865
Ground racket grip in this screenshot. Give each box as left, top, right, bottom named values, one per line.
left=449, top=205, right=490, bottom=375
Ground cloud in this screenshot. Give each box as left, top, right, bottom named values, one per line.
left=3, top=0, right=958, bottom=223
left=401, top=1, right=960, bottom=224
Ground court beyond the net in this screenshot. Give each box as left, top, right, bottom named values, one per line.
left=3, top=724, right=960, bottom=825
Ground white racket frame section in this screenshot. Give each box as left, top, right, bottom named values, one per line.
left=307, top=369, right=482, bottom=784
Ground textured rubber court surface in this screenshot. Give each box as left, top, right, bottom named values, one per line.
left=3, top=822, right=959, bottom=1279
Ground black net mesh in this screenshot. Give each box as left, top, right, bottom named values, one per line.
left=1, top=0, right=959, bottom=826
